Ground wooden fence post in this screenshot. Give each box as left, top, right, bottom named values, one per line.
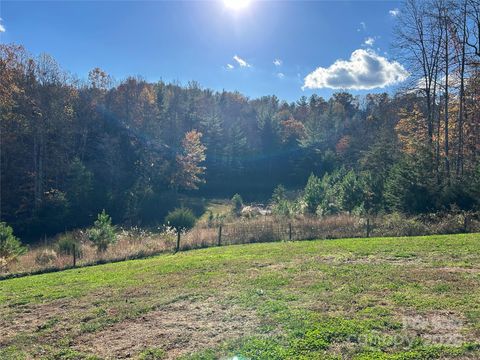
left=464, top=213, right=469, bottom=233
left=289, top=222, right=292, bottom=241
left=176, top=231, right=181, bottom=252
left=72, top=243, right=76, bottom=267
left=218, top=225, right=222, bottom=246
left=366, top=218, right=370, bottom=238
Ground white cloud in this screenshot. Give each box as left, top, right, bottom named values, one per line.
left=233, top=55, right=251, bottom=67
left=303, top=49, right=409, bottom=90
left=0, top=18, right=5, bottom=33
left=226, top=63, right=234, bottom=70
left=273, top=58, right=282, bottom=67
left=364, top=37, right=375, bottom=46
left=357, top=21, right=366, bottom=32
left=277, top=72, right=285, bottom=79
left=389, top=8, right=400, bottom=17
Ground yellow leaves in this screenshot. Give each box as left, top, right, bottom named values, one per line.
left=175, top=130, right=207, bottom=190
left=396, top=105, right=428, bottom=154
left=139, top=85, right=156, bottom=106
left=0, top=44, right=29, bottom=109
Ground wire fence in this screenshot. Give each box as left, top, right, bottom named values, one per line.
left=3, top=212, right=480, bottom=279
left=182, top=212, right=480, bottom=250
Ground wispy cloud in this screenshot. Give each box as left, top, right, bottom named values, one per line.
left=277, top=72, right=285, bottom=79
left=226, top=63, right=234, bottom=70
left=233, top=55, right=251, bottom=68
left=273, top=58, right=282, bottom=67
left=389, top=8, right=400, bottom=17
left=357, top=21, right=366, bottom=32
left=0, top=18, right=5, bottom=33
left=364, top=37, right=375, bottom=47
left=303, top=49, right=409, bottom=90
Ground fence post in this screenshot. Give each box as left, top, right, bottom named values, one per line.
left=366, top=218, right=370, bottom=238
left=176, top=231, right=181, bottom=252
left=464, top=213, right=469, bottom=233
left=218, top=225, right=222, bottom=246
left=289, top=222, right=292, bottom=241
left=72, top=243, right=76, bottom=267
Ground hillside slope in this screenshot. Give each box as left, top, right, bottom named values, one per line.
left=1, top=234, right=480, bottom=359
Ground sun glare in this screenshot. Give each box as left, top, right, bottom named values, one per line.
left=224, top=0, right=251, bottom=11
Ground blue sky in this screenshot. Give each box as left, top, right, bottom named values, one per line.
left=0, top=0, right=405, bottom=102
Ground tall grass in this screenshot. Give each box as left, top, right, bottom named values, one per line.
left=2, top=211, right=479, bottom=278
left=184, top=211, right=480, bottom=248
left=4, top=228, right=176, bottom=277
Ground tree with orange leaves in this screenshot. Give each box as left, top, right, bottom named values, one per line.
left=174, top=130, right=207, bottom=190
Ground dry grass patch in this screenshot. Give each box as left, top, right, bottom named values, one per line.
left=401, top=311, right=467, bottom=345
left=74, top=298, right=260, bottom=359
left=0, top=298, right=80, bottom=345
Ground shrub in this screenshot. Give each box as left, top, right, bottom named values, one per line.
left=206, top=210, right=214, bottom=227
left=378, top=213, right=430, bottom=237
left=165, top=208, right=196, bottom=233
left=165, top=208, right=196, bottom=252
left=35, top=249, right=57, bottom=266
left=339, top=170, right=364, bottom=213
left=271, top=185, right=292, bottom=216
left=422, top=210, right=472, bottom=234
left=316, top=169, right=346, bottom=215
left=271, top=184, right=287, bottom=204
left=272, top=199, right=293, bottom=217
left=0, top=222, right=26, bottom=270
left=231, top=193, right=243, bottom=216
left=303, top=174, right=323, bottom=214
left=87, top=210, right=116, bottom=252
left=57, top=234, right=83, bottom=258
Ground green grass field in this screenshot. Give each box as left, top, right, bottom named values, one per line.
left=1, top=234, right=480, bottom=359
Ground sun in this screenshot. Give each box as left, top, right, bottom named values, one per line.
left=224, top=0, right=251, bottom=11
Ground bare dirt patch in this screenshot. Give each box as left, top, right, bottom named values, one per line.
left=0, top=288, right=152, bottom=346
left=401, top=311, right=466, bottom=345
left=341, top=256, right=422, bottom=266
left=74, top=298, right=260, bottom=359
left=436, top=267, right=480, bottom=274
left=0, top=298, right=84, bottom=345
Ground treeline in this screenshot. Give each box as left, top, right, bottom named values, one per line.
left=1, top=0, right=480, bottom=240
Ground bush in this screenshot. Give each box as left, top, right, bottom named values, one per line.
left=271, top=185, right=292, bottom=217
left=231, top=194, right=243, bottom=216
left=271, top=184, right=287, bottom=204
left=57, top=234, right=83, bottom=258
left=303, top=174, right=323, bottom=214
left=165, top=208, right=196, bottom=233
left=421, top=210, right=473, bottom=234
left=0, top=222, right=26, bottom=270
left=316, top=169, right=345, bottom=216
left=35, top=249, right=57, bottom=266
left=378, top=213, right=430, bottom=237
left=87, top=210, right=116, bottom=252
left=339, top=170, right=364, bottom=213
left=272, top=199, right=292, bottom=217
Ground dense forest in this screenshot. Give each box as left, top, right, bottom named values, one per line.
left=1, top=0, right=480, bottom=241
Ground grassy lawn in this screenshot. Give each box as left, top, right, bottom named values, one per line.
left=1, top=234, right=480, bottom=359
left=198, top=199, right=232, bottom=222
